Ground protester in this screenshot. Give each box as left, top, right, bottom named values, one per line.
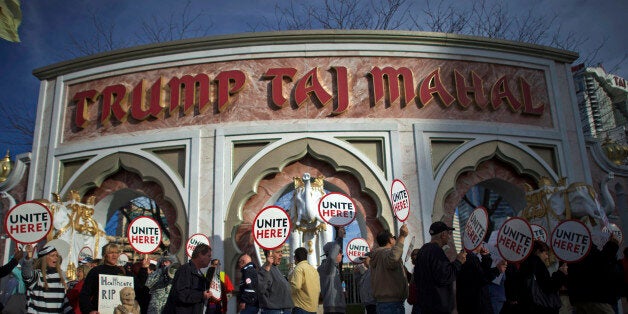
left=131, top=259, right=151, bottom=314
left=67, top=264, right=93, bottom=314
left=370, top=224, right=409, bottom=314
left=289, top=247, right=320, bottom=314
left=318, top=242, right=345, bottom=314
left=206, top=258, right=234, bottom=314
left=145, top=254, right=179, bottom=314
left=353, top=254, right=375, bottom=314
left=567, top=236, right=620, bottom=313
left=408, top=248, right=420, bottom=314
left=414, top=221, right=467, bottom=314
left=236, top=254, right=259, bottom=314
left=79, top=243, right=131, bottom=314
left=163, top=243, right=212, bottom=313
left=519, top=240, right=566, bottom=314
left=455, top=244, right=506, bottom=314
left=21, top=244, right=72, bottom=313
left=0, top=247, right=24, bottom=312
left=257, top=246, right=294, bottom=313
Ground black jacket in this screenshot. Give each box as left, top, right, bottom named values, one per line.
left=414, top=242, right=462, bottom=314
left=163, top=261, right=208, bottom=314
left=456, top=253, right=500, bottom=314
left=238, top=262, right=259, bottom=307
left=567, top=240, right=620, bottom=306
left=519, top=254, right=566, bottom=314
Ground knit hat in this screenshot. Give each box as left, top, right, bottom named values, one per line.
left=38, top=245, right=56, bottom=257
left=322, top=242, right=341, bottom=257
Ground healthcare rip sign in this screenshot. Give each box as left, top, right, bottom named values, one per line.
left=4, top=201, right=52, bottom=244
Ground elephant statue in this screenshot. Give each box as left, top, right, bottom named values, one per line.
left=288, top=173, right=333, bottom=266
left=522, top=175, right=613, bottom=250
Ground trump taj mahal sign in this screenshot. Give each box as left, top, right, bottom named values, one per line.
left=71, top=64, right=546, bottom=129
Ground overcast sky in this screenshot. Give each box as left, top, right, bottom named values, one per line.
left=0, top=0, right=626, bottom=157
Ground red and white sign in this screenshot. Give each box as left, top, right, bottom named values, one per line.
left=496, top=217, right=533, bottom=263
left=551, top=220, right=592, bottom=263
left=4, top=201, right=53, bottom=244
left=78, top=246, right=94, bottom=263
left=185, top=233, right=210, bottom=258
left=253, top=206, right=291, bottom=250
left=127, top=216, right=162, bottom=254
left=346, top=238, right=370, bottom=264
left=318, top=192, right=356, bottom=226
left=531, top=224, right=548, bottom=243
left=463, top=207, right=488, bottom=251
left=604, top=223, right=623, bottom=244
left=391, top=179, right=410, bottom=222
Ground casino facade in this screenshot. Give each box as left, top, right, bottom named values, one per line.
left=3, top=30, right=628, bottom=279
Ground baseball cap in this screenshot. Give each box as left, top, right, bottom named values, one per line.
left=429, top=221, right=455, bottom=235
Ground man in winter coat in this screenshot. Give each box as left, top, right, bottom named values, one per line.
left=370, top=224, right=409, bottom=314
left=163, top=244, right=212, bottom=314
left=318, top=242, right=345, bottom=314
left=415, top=221, right=467, bottom=314
left=257, top=246, right=294, bottom=313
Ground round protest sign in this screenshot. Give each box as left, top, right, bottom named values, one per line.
left=463, top=207, right=489, bottom=251
left=496, top=217, right=533, bottom=263
left=78, top=246, right=94, bottom=263
left=531, top=224, right=548, bottom=243
left=127, top=216, right=162, bottom=254
left=117, top=253, right=129, bottom=266
left=391, top=179, right=410, bottom=222
left=318, top=192, right=357, bottom=226
left=604, top=223, right=623, bottom=244
left=4, top=201, right=53, bottom=244
left=185, top=233, right=210, bottom=258
left=346, top=238, right=370, bottom=264
left=253, top=206, right=291, bottom=250
left=551, top=220, right=592, bottom=263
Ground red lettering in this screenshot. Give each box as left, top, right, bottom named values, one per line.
left=100, top=84, right=128, bottom=124
left=419, top=69, right=455, bottom=107
left=294, top=68, right=333, bottom=107
left=368, top=67, right=416, bottom=106
left=263, top=68, right=297, bottom=107
left=216, top=70, right=247, bottom=112
left=73, top=90, right=98, bottom=128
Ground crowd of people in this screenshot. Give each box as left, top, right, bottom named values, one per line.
left=0, top=220, right=626, bottom=314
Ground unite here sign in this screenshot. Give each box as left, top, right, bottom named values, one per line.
left=551, top=220, right=592, bottom=263
left=463, top=207, right=489, bottom=251
left=4, top=201, right=53, bottom=244
left=346, top=238, right=370, bottom=264
left=318, top=192, right=357, bottom=227
left=497, top=217, right=533, bottom=263
left=253, top=206, right=291, bottom=250
left=186, top=234, right=210, bottom=258
left=127, top=216, right=162, bottom=254
left=391, top=179, right=410, bottom=222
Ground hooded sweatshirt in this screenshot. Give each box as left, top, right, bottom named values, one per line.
left=369, top=238, right=408, bottom=303
left=318, top=242, right=346, bottom=313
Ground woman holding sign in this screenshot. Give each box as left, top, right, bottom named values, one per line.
left=518, top=240, right=567, bottom=314
left=21, top=244, right=73, bottom=313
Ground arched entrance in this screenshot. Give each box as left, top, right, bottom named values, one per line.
left=59, top=152, right=186, bottom=259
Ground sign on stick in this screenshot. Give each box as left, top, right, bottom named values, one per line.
left=318, top=192, right=356, bottom=226
left=463, top=207, right=489, bottom=251
left=346, top=238, right=370, bottom=264
left=551, top=220, right=592, bottom=263
left=253, top=206, right=291, bottom=250
left=496, top=217, right=533, bottom=263
left=4, top=201, right=52, bottom=244
left=127, top=216, right=162, bottom=254
left=391, top=179, right=410, bottom=222
left=531, top=224, right=548, bottom=243
left=185, top=234, right=210, bottom=258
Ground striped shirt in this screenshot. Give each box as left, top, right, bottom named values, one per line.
left=21, top=259, right=72, bottom=313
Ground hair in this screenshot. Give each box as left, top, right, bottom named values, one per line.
left=294, top=247, right=308, bottom=262
left=532, top=240, right=550, bottom=254
left=263, top=250, right=271, bottom=258
left=34, top=253, right=66, bottom=291
left=191, top=243, right=211, bottom=259
left=77, top=264, right=92, bottom=279
left=101, top=243, right=120, bottom=257
left=376, top=230, right=393, bottom=247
